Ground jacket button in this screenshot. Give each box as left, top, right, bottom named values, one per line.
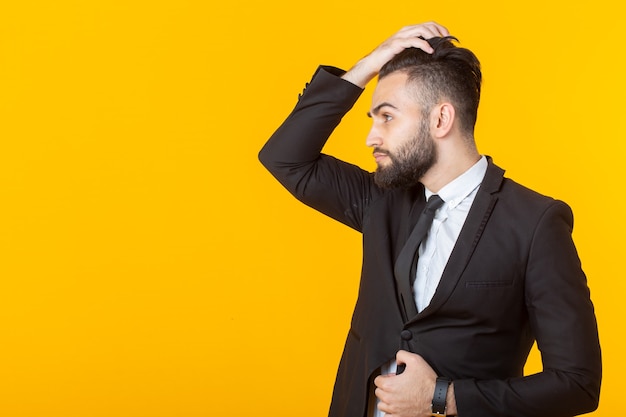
left=401, top=330, right=412, bottom=341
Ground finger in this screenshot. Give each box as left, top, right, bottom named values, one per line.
left=377, top=399, right=392, bottom=414
left=374, top=373, right=393, bottom=388
left=375, top=387, right=394, bottom=413
left=395, top=349, right=415, bottom=367
left=395, top=349, right=409, bottom=360
left=374, top=386, right=385, bottom=400
left=398, top=22, right=450, bottom=39
left=385, top=37, right=434, bottom=54
left=422, top=21, right=450, bottom=37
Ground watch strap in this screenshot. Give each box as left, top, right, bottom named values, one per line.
left=431, top=377, right=451, bottom=416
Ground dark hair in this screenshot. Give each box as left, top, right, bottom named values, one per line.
left=379, top=36, right=482, bottom=135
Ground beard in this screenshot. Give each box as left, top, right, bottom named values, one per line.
left=373, top=119, right=437, bottom=189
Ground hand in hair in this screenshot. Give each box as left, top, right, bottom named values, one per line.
left=342, top=22, right=450, bottom=88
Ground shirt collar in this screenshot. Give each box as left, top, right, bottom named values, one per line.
left=424, top=156, right=488, bottom=209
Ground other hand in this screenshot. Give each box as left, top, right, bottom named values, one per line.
left=374, top=350, right=437, bottom=417
left=342, top=22, right=450, bottom=88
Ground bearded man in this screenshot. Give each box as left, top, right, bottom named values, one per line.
left=258, top=22, right=601, bottom=417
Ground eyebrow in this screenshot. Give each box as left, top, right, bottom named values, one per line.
left=367, top=102, right=398, bottom=118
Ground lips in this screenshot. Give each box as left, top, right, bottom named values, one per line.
left=373, top=149, right=390, bottom=163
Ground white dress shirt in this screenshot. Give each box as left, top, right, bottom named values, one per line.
left=370, top=156, right=488, bottom=417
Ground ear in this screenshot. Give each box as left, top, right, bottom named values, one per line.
left=430, top=103, right=455, bottom=139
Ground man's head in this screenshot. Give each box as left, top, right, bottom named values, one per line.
left=367, top=37, right=482, bottom=189
left=379, top=36, right=482, bottom=136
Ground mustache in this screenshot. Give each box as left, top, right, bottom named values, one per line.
left=373, top=148, right=390, bottom=156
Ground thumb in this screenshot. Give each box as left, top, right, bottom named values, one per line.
left=395, top=349, right=413, bottom=366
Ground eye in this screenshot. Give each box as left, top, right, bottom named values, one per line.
left=383, top=114, right=393, bottom=122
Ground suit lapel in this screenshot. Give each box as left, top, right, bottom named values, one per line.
left=411, top=159, right=505, bottom=322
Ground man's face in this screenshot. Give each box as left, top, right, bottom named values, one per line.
left=366, top=72, right=437, bottom=189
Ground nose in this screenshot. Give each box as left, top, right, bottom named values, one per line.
left=366, top=124, right=382, bottom=148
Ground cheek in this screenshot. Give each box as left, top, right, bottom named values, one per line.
left=386, top=126, right=415, bottom=150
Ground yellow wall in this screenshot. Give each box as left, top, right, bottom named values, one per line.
left=0, top=1, right=622, bottom=416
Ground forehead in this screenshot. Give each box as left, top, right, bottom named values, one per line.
left=372, top=72, right=420, bottom=112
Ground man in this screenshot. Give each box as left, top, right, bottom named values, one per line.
left=259, top=22, right=601, bottom=417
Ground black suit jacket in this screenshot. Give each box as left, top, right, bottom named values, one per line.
left=259, top=66, right=601, bottom=417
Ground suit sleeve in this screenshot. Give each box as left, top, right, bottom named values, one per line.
left=258, top=66, right=383, bottom=232
left=454, top=200, right=602, bottom=417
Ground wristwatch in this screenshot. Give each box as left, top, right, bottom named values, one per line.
left=431, top=377, right=451, bottom=416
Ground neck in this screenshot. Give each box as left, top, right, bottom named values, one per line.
left=421, top=140, right=481, bottom=193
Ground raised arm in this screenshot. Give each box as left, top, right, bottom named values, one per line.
left=258, top=66, right=374, bottom=231
left=258, top=22, right=449, bottom=231
left=342, top=22, right=449, bottom=87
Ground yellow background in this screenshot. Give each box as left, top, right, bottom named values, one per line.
left=0, top=1, right=623, bottom=416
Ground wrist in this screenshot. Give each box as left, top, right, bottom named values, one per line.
left=446, top=382, right=457, bottom=416
left=341, top=59, right=378, bottom=88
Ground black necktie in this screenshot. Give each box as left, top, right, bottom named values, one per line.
left=394, top=194, right=444, bottom=317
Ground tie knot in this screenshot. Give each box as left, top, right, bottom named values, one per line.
left=425, top=194, right=444, bottom=213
